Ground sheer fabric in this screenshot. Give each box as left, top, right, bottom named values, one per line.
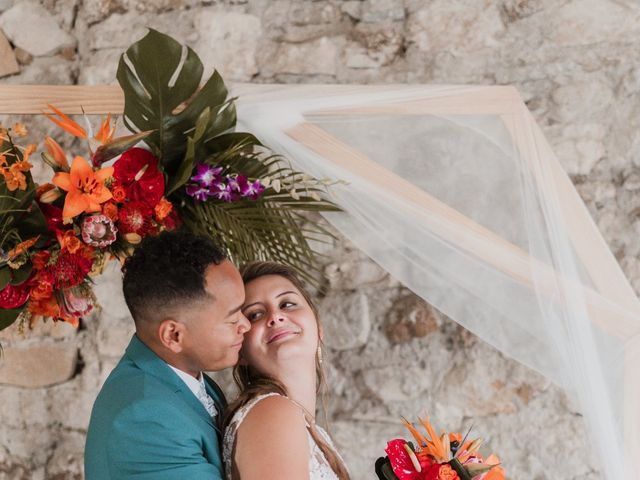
left=232, top=84, right=640, bottom=479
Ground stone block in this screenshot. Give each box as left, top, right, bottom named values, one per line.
left=193, top=10, right=261, bottom=81
left=270, top=36, right=339, bottom=77
left=0, top=1, right=76, bottom=56
left=320, top=292, right=370, bottom=351
left=0, top=342, right=78, bottom=388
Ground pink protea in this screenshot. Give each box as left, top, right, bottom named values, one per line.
left=81, top=214, right=117, bottom=247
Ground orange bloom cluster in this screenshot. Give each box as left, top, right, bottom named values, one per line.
left=0, top=144, right=35, bottom=191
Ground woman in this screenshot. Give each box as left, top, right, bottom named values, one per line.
left=222, top=261, right=350, bottom=480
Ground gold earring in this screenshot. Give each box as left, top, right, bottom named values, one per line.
left=317, top=345, right=323, bottom=364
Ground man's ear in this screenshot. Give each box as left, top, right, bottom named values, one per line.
left=158, top=319, right=186, bottom=353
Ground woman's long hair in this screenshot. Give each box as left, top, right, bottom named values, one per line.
left=223, top=261, right=350, bottom=480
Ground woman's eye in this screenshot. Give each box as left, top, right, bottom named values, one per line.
left=281, top=301, right=295, bottom=309
left=246, top=311, right=263, bottom=322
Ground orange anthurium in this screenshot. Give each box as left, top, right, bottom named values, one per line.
left=52, top=156, right=114, bottom=220
left=44, top=104, right=87, bottom=139
left=44, top=136, right=70, bottom=170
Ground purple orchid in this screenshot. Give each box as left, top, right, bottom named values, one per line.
left=210, top=180, right=236, bottom=202
left=191, top=163, right=223, bottom=187
left=237, top=176, right=265, bottom=200
left=186, top=184, right=211, bottom=202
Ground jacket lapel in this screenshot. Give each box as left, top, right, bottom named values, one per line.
left=124, top=335, right=222, bottom=434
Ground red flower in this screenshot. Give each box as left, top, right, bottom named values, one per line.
left=51, top=251, right=94, bottom=289
left=39, top=203, right=65, bottom=234
left=0, top=282, right=30, bottom=308
left=385, top=440, right=434, bottom=480
left=160, top=207, right=181, bottom=231
left=118, top=201, right=154, bottom=236
left=113, top=148, right=164, bottom=207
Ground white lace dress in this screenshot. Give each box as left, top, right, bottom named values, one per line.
left=223, top=393, right=342, bottom=480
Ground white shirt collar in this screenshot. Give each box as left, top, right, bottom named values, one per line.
left=167, top=364, right=205, bottom=397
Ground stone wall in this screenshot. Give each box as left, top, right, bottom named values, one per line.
left=1, top=0, right=640, bottom=479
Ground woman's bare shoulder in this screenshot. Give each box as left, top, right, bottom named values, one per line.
left=239, top=394, right=307, bottom=434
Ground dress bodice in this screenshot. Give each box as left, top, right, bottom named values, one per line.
left=222, top=393, right=342, bottom=480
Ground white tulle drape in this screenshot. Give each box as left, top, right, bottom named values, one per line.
left=234, top=85, right=640, bottom=479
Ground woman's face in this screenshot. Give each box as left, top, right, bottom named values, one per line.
left=240, top=274, right=319, bottom=377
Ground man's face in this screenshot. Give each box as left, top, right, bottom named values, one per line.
left=180, top=260, right=250, bottom=372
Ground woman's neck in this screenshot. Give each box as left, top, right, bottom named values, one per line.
left=276, top=358, right=317, bottom=419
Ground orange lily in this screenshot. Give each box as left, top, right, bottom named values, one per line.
left=44, top=104, right=87, bottom=138
left=52, top=155, right=113, bottom=220
left=94, top=114, right=116, bottom=144
left=44, top=137, right=70, bottom=170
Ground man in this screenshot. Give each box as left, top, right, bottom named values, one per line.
left=85, top=230, right=250, bottom=479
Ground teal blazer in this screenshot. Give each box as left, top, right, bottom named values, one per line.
left=84, top=335, right=227, bottom=480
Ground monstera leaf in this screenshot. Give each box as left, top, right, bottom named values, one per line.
left=116, top=29, right=238, bottom=177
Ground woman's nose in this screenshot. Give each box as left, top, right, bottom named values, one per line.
left=267, top=312, right=284, bottom=327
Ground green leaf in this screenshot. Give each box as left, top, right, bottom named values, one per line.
left=449, top=458, right=473, bottom=480
left=117, top=29, right=234, bottom=176
left=10, top=263, right=31, bottom=285
left=0, top=267, right=10, bottom=290
left=0, top=307, right=22, bottom=331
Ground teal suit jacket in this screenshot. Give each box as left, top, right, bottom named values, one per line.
left=85, top=335, right=227, bottom=480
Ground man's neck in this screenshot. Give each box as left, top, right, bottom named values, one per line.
left=136, top=332, right=200, bottom=379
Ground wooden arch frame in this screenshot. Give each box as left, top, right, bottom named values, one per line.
left=0, top=83, right=638, bottom=473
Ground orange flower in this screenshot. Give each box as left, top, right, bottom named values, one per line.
left=12, top=122, right=27, bottom=137
left=154, top=197, right=172, bottom=220
left=44, top=104, right=87, bottom=138
left=94, top=114, right=116, bottom=144
left=0, top=153, right=32, bottom=191
left=52, top=155, right=114, bottom=220
left=7, top=236, right=39, bottom=258
left=44, top=136, right=70, bottom=170
left=102, top=202, right=119, bottom=221
left=437, top=464, right=459, bottom=480
left=483, top=455, right=505, bottom=480
left=30, top=279, right=53, bottom=301
left=111, top=184, right=126, bottom=203
left=31, top=251, right=51, bottom=270
left=57, top=229, right=81, bottom=254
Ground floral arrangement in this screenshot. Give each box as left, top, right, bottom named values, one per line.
left=375, top=416, right=505, bottom=480
left=0, top=29, right=339, bottom=331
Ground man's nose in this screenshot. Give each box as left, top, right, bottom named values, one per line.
left=238, top=314, right=251, bottom=333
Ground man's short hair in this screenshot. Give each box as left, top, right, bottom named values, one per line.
left=122, top=230, right=227, bottom=325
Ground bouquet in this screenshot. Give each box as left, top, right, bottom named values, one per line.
left=376, top=416, right=505, bottom=480
left=0, top=29, right=340, bottom=331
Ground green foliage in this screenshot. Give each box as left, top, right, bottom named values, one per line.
left=117, top=29, right=236, bottom=178
left=120, top=29, right=342, bottom=285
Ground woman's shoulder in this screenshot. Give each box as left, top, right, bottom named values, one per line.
left=239, top=393, right=307, bottom=431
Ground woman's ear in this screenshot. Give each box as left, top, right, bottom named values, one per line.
left=158, top=319, right=186, bottom=353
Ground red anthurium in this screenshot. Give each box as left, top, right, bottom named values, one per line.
left=113, top=148, right=165, bottom=208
